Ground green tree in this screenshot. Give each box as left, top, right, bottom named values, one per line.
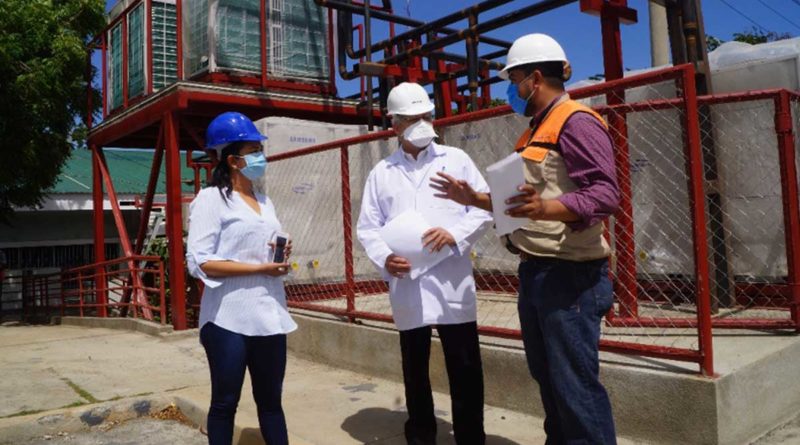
left=706, top=35, right=724, bottom=52
left=0, top=0, right=105, bottom=222
left=707, top=27, right=793, bottom=52
left=732, top=27, right=793, bottom=45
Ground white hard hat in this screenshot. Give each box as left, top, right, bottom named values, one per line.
left=386, top=82, right=435, bottom=116
left=498, top=33, right=568, bottom=80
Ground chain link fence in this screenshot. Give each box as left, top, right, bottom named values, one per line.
left=265, top=66, right=799, bottom=374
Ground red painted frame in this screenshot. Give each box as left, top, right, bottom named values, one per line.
left=264, top=65, right=800, bottom=376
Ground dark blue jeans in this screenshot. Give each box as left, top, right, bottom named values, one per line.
left=200, top=322, right=288, bottom=445
left=518, top=257, right=616, bottom=445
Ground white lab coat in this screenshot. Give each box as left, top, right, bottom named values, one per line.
left=357, top=142, right=492, bottom=331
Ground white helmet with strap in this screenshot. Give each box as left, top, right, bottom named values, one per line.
left=499, top=33, right=569, bottom=80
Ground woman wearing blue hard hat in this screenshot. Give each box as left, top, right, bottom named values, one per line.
left=186, top=111, right=296, bottom=445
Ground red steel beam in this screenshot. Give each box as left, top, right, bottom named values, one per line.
left=287, top=300, right=394, bottom=324
left=681, top=66, right=715, bottom=376
left=90, top=84, right=373, bottom=147
left=134, top=123, right=164, bottom=255
left=607, top=317, right=796, bottom=329
left=775, top=90, right=800, bottom=332
left=95, top=148, right=153, bottom=319
left=119, top=121, right=165, bottom=317
left=341, top=146, right=356, bottom=320
left=328, top=7, right=337, bottom=96
left=89, top=91, right=181, bottom=146
left=203, top=73, right=334, bottom=95
left=91, top=144, right=108, bottom=317
left=164, top=111, right=187, bottom=330
left=599, top=340, right=704, bottom=365
left=595, top=0, right=637, bottom=319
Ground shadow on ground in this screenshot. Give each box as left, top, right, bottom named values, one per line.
left=341, top=407, right=523, bottom=445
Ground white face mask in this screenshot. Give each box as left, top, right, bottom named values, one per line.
left=402, top=119, right=437, bottom=148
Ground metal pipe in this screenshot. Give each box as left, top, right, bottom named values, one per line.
left=378, top=0, right=577, bottom=66
left=364, top=0, right=374, bottom=130
left=482, top=48, right=507, bottom=60
left=427, top=51, right=504, bottom=70
left=456, top=75, right=502, bottom=92
left=314, top=0, right=512, bottom=49
left=348, top=0, right=513, bottom=60
left=465, top=12, right=479, bottom=111
left=649, top=0, right=669, bottom=66
left=680, top=0, right=699, bottom=65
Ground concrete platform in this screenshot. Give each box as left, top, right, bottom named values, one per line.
left=310, top=291, right=796, bottom=355
left=1, top=315, right=798, bottom=444
left=287, top=310, right=800, bottom=445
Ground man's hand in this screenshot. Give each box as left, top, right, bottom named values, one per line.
left=385, top=254, right=412, bottom=279
left=422, top=227, right=456, bottom=253
left=430, top=172, right=476, bottom=206
left=506, top=184, right=545, bottom=220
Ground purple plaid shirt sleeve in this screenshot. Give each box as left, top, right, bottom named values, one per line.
left=555, top=112, right=620, bottom=231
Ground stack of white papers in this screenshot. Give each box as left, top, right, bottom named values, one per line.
left=379, top=209, right=454, bottom=280
left=486, top=152, right=527, bottom=235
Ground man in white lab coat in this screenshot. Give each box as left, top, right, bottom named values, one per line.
left=357, top=82, right=493, bottom=445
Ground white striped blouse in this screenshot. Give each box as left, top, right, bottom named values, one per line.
left=186, top=187, right=298, bottom=336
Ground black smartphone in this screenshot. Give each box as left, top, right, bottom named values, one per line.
left=272, top=233, right=289, bottom=263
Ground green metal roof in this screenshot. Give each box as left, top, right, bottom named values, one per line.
left=50, top=149, right=202, bottom=195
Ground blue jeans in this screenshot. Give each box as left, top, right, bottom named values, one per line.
left=518, top=257, right=616, bottom=445
left=200, top=323, right=288, bottom=445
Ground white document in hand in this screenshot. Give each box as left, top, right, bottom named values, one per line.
left=486, top=152, right=528, bottom=236
left=379, top=209, right=454, bottom=280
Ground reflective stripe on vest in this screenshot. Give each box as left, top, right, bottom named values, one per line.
left=514, top=100, right=607, bottom=162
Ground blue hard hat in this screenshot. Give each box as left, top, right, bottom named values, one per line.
left=206, top=112, right=267, bottom=150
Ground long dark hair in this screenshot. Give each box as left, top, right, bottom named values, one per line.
left=210, top=141, right=247, bottom=202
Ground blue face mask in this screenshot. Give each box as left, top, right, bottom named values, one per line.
left=238, top=152, right=268, bottom=180
left=506, top=76, right=536, bottom=116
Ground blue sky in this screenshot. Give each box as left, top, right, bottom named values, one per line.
left=99, top=0, right=799, bottom=101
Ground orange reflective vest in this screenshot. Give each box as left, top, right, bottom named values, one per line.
left=514, top=100, right=607, bottom=162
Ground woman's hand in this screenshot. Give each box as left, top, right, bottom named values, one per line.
left=268, top=239, right=293, bottom=261
left=262, top=263, right=291, bottom=277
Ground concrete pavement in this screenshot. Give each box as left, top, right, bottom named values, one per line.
left=0, top=322, right=616, bottom=444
